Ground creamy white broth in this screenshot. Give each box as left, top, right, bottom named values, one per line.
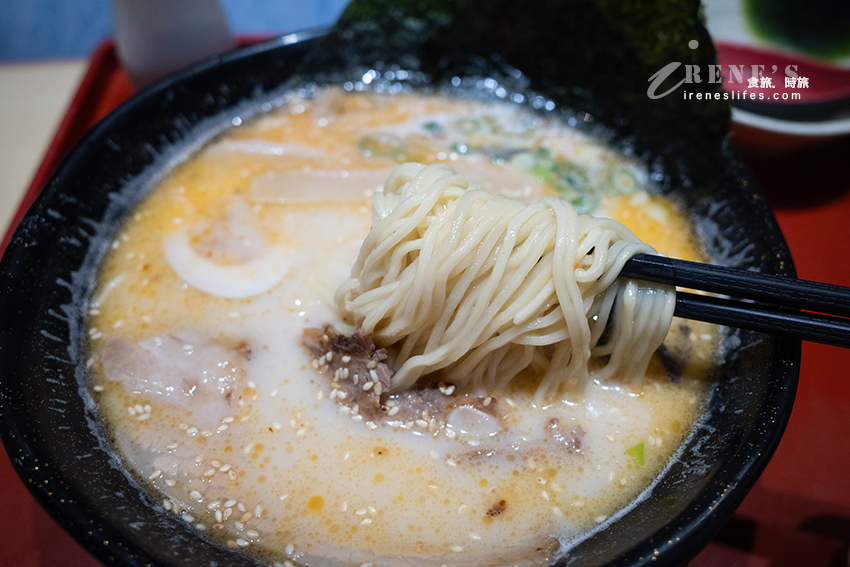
left=89, top=90, right=715, bottom=566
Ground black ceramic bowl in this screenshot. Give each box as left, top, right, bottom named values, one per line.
left=0, top=30, right=799, bottom=567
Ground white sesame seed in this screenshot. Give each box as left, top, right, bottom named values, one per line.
left=186, top=427, right=198, bottom=435
left=483, top=397, right=492, bottom=406
left=195, top=524, right=205, bottom=531
left=552, top=506, right=564, bottom=517
left=236, top=538, right=249, bottom=547
left=351, top=414, right=363, bottom=422
left=452, top=545, right=464, bottom=552
left=237, top=502, right=247, bottom=513
left=541, top=491, right=549, bottom=501
left=446, top=458, right=457, bottom=467
left=228, top=470, right=237, bottom=481
left=166, top=442, right=178, bottom=450
left=317, top=390, right=324, bottom=400
left=272, top=422, right=282, bottom=430
left=373, top=383, right=382, bottom=396
left=285, top=543, right=295, bottom=555
left=178, top=423, right=189, bottom=431
left=387, top=406, right=400, bottom=417
left=162, top=499, right=172, bottom=511
left=148, top=469, right=162, bottom=480
left=92, top=384, right=104, bottom=392
left=223, top=508, right=232, bottom=520
left=469, top=533, right=481, bottom=540
left=367, top=360, right=377, bottom=369
left=415, top=419, right=428, bottom=429
left=203, top=468, right=216, bottom=477
left=255, top=504, right=263, bottom=517
left=369, top=369, right=379, bottom=382
left=361, top=518, right=372, bottom=525
left=366, top=421, right=377, bottom=430
left=219, top=464, right=231, bottom=472
left=296, top=428, right=307, bottom=436
left=224, top=500, right=237, bottom=508
left=341, top=501, right=348, bottom=512
left=217, top=424, right=228, bottom=432
left=128, top=407, right=136, bottom=416
left=458, top=505, right=466, bottom=513
left=246, top=529, right=260, bottom=538
left=595, top=515, right=607, bottom=523
left=240, top=512, right=253, bottom=523
left=444, top=385, right=455, bottom=395
left=342, top=355, right=351, bottom=363
left=182, top=514, right=195, bottom=523
left=165, top=479, right=176, bottom=487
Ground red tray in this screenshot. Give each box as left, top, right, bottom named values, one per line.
left=3, top=40, right=850, bottom=567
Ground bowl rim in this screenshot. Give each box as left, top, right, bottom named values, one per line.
left=0, top=28, right=801, bottom=567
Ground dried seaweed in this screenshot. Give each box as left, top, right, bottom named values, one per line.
left=315, top=0, right=730, bottom=192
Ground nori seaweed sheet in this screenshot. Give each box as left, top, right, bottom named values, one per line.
left=301, top=0, right=729, bottom=194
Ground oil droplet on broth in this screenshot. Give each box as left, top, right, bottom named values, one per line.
left=308, top=495, right=324, bottom=512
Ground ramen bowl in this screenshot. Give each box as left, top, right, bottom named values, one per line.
left=0, top=29, right=799, bottom=567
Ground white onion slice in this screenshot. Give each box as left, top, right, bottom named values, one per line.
left=165, top=230, right=290, bottom=298
left=250, top=169, right=392, bottom=204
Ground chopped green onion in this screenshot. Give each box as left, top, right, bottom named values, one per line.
left=456, top=118, right=482, bottom=135
left=626, top=442, right=645, bottom=466
left=422, top=121, right=444, bottom=136
left=552, top=160, right=589, bottom=192
left=570, top=194, right=600, bottom=214
left=358, top=133, right=405, bottom=158
left=608, top=164, right=640, bottom=194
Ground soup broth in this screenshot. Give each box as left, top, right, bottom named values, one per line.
left=89, top=89, right=716, bottom=567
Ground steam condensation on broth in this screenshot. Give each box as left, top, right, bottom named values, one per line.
left=88, top=88, right=717, bottom=567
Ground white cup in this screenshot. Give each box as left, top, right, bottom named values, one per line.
left=111, top=0, right=236, bottom=87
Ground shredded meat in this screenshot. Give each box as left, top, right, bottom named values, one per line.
left=301, top=326, right=502, bottom=431
left=546, top=418, right=584, bottom=453
left=302, top=325, right=392, bottom=417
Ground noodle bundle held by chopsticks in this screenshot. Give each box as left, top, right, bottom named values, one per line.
left=336, top=163, right=675, bottom=400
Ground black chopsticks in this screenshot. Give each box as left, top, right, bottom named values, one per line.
left=621, top=254, right=850, bottom=348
